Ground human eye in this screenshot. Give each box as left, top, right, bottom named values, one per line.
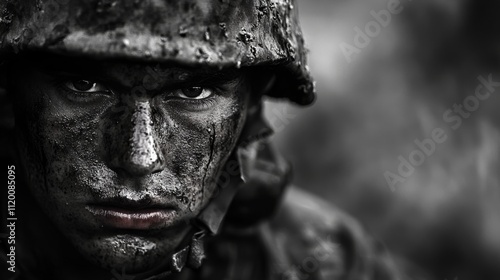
left=60, top=79, right=111, bottom=103
left=161, top=73, right=243, bottom=111
left=172, top=87, right=214, bottom=100
left=162, top=86, right=218, bottom=111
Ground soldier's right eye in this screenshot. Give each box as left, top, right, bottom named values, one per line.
left=64, top=80, right=109, bottom=93
left=60, top=79, right=112, bottom=103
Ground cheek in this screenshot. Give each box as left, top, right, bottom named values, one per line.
left=15, top=85, right=105, bottom=215
left=159, top=95, right=247, bottom=211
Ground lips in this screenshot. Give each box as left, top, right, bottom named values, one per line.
left=86, top=199, right=178, bottom=230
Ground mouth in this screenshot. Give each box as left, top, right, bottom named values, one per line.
left=86, top=198, right=178, bottom=230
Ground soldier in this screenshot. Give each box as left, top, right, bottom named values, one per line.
left=0, top=0, right=409, bottom=279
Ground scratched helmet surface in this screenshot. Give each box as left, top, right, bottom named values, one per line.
left=0, top=0, right=315, bottom=105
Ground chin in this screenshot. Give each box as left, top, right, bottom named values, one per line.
left=73, top=233, right=178, bottom=273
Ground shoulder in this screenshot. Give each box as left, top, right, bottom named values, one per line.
left=262, top=187, right=406, bottom=280
left=273, top=187, right=364, bottom=238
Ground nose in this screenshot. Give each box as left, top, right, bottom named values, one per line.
left=108, top=101, right=165, bottom=176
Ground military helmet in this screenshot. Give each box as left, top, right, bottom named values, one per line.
left=0, top=0, right=315, bottom=105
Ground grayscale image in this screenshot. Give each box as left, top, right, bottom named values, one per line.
left=1, top=0, right=499, bottom=280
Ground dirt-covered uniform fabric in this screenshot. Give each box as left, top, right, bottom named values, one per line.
left=194, top=187, right=407, bottom=280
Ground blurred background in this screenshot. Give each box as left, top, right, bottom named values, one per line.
left=265, top=0, right=500, bottom=279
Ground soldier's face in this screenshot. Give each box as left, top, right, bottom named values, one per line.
left=12, top=56, right=249, bottom=272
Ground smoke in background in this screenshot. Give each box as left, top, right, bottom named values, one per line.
left=265, top=0, right=500, bottom=279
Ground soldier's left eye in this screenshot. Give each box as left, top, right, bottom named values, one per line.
left=64, top=79, right=108, bottom=93
left=173, top=87, right=213, bottom=100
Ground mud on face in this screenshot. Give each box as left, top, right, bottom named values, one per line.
left=10, top=55, right=250, bottom=272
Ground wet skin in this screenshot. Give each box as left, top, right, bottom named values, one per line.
left=11, top=56, right=250, bottom=273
